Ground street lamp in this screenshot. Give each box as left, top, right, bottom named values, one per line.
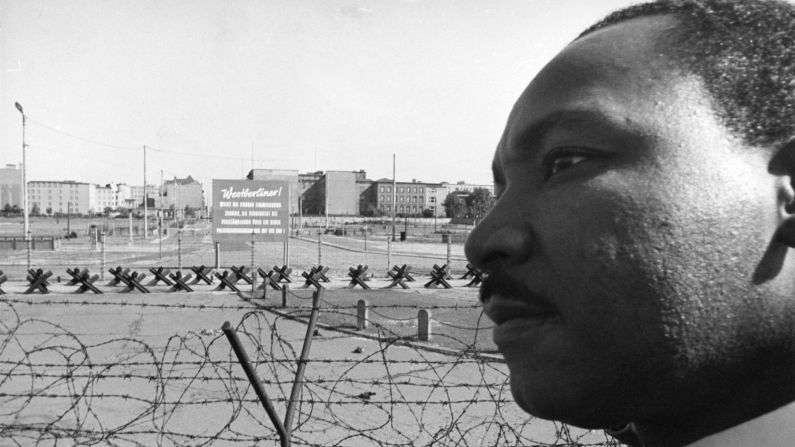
left=14, top=101, right=30, bottom=270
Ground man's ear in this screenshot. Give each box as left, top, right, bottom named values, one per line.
left=754, top=139, right=795, bottom=283
left=770, top=138, right=795, bottom=246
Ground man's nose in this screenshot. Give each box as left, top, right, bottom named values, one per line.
left=465, top=205, right=533, bottom=272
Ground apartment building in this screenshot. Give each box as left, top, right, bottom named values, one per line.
left=248, top=169, right=299, bottom=215
left=162, top=176, right=205, bottom=212
left=93, top=184, right=117, bottom=212
left=29, top=180, right=91, bottom=215
left=0, top=164, right=22, bottom=209
left=368, top=179, right=441, bottom=217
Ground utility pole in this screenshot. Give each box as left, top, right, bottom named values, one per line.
left=391, top=154, right=396, bottom=241
left=14, top=102, right=30, bottom=271
left=324, top=173, right=329, bottom=229
left=174, top=175, right=179, bottom=222
left=143, top=145, right=148, bottom=239
left=159, top=169, right=163, bottom=259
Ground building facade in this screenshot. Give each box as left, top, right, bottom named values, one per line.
left=93, top=184, right=117, bottom=212
left=29, top=180, right=92, bottom=215
left=0, top=164, right=22, bottom=209
left=440, top=181, right=495, bottom=196
left=423, top=183, right=448, bottom=217
left=248, top=169, right=299, bottom=215
left=367, top=179, right=441, bottom=217
left=298, top=170, right=367, bottom=216
left=325, top=170, right=361, bottom=215
left=162, top=176, right=205, bottom=212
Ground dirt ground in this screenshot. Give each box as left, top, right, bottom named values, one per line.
left=0, top=289, right=618, bottom=446
left=0, top=217, right=619, bottom=446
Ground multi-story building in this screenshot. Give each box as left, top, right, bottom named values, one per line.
left=298, top=171, right=323, bottom=215
left=115, top=183, right=159, bottom=209
left=92, top=184, right=117, bottom=212
left=0, top=164, right=22, bottom=209
left=297, top=170, right=366, bottom=216
left=440, top=181, right=494, bottom=197
left=324, top=170, right=362, bottom=215
left=162, top=176, right=205, bottom=213
left=248, top=169, right=299, bottom=215
left=29, top=180, right=91, bottom=215
left=368, top=179, right=439, bottom=217
left=423, top=183, right=449, bottom=217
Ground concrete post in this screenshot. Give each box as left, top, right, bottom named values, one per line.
left=317, top=232, right=322, bottom=266
left=251, top=231, right=256, bottom=298
left=281, top=284, right=289, bottom=307
left=418, top=309, right=431, bottom=341
left=177, top=230, right=182, bottom=274
left=283, top=238, right=289, bottom=267
left=446, top=236, right=451, bottom=269
left=357, top=299, right=369, bottom=330
left=100, top=232, right=106, bottom=280
left=214, top=242, right=221, bottom=269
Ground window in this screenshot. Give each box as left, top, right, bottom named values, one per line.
left=380, top=187, right=384, bottom=192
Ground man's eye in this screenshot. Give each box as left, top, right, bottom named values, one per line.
left=546, top=153, right=588, bottom=178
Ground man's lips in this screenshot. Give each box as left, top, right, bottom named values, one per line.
left=483, top=294, right=558, bottom=325
left=479, top=269, right=559, bottom=324
left=484, top=293, right=560, bottom=350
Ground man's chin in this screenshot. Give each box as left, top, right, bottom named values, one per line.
left=508, top=371, right=630, bottom=430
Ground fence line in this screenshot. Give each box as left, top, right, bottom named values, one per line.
left=0, top=295, right=621, bottom=446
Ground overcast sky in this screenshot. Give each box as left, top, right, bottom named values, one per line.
left=1, top=0, right=638, bottom=189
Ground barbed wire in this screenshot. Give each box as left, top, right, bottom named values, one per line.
left=0, top=297, right=482, bottom=311
left=0, top=298, right=622, bottom=446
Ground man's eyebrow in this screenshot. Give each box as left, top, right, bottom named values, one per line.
left=508, top=109, right=629, bottom=151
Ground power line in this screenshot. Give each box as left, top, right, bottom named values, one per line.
left=26, top=117, right=139, bottom=151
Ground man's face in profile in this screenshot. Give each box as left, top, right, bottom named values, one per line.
left=465, top=15, right=794, bottom=428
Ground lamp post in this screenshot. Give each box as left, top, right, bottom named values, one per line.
left=14, top=102, right=30, bottom=270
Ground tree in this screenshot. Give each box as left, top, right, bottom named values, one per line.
left=46, top=207, right=53, bottom=215
left=442, top=189, right=494, bottom=221
left=466, top=188, right=493, bottom=209
left=31, top=203, right=41, bottom=216
left=467, top=188, right=494, bottom=223
left=421, top=208, right=434, bottom=218
left=442, top=192, right=462, bottom=218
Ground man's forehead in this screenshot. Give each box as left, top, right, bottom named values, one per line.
left=493, top=15, right=726, bottom=166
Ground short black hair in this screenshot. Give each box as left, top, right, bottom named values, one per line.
left=579, top=0, right=795, bottom=148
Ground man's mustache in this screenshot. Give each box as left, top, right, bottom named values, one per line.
left=479, top=269, right=534, bottom=304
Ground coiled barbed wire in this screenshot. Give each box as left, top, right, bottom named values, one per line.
left=0, top=298, right=621, bottom=446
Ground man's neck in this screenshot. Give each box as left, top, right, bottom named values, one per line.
left=633, top=369, right=795, bottom=447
